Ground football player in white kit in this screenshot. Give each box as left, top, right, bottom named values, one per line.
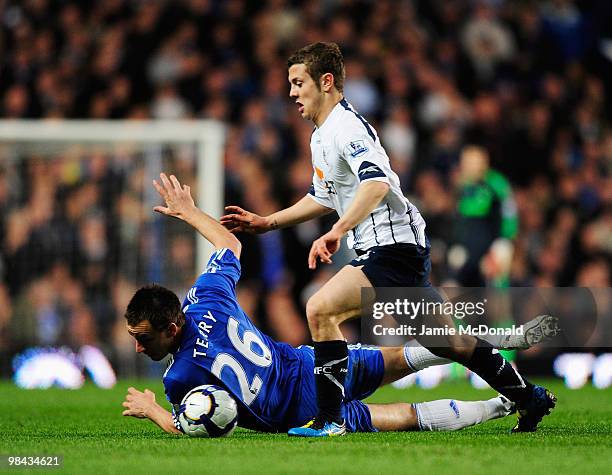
left=221, top=42, right=556, bottom=437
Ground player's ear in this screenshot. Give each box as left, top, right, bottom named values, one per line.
left=166, top=323, right=179, bottom=338
left=320, top=72, right=334, bottom=92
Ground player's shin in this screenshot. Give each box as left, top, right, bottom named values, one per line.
left=314, top=340, right=349, bottom=424
left=464, top=339, right=533, bottom=406
left=413, top=396, right=514, bottom=431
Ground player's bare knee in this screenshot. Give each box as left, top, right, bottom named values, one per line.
left=306, top=293, right=346, bottom=319
left=306, top=297, right=332, bottom=333
left=306, top=296, right=327, bottom=321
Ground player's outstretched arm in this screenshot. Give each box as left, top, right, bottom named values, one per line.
left=153, top=173, right=241, bottom=259
left=220, top=195, right=334, bottom=234
left=122, top=387, right=182, bottom=435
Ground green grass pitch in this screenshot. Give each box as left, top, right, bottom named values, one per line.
left=1, top=379, right=610, bottom=474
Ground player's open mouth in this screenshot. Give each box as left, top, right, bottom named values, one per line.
left=297, top=102, right=304, bottom=113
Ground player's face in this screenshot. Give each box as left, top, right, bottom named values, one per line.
left=288, top=64, right=324, bottom=123
left=460, top=147, right=489, bottom=182
left=127, top=320, right=175, bottom=361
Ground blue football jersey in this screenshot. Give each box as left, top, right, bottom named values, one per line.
left=164, top=248, right=306, bottom=432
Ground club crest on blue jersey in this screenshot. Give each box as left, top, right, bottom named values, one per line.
left=348, top=140, right=369, bottom=158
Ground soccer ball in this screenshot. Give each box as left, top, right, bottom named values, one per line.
left=178, top=385, right=238, bottom=437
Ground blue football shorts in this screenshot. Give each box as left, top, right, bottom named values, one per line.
left=293, top=344, right=385, bottom=432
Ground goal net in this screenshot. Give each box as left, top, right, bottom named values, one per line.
left=0, top=120, right=225, bottom=377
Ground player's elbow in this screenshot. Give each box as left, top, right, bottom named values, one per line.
left=225, top=235, right=242, bottom=260
left=378, top=181, right=390, bottom=195
left=364, top=180, right=390, bottom=201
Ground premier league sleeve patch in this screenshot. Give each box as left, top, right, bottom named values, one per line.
left=346, top=140, right=369, bottom=158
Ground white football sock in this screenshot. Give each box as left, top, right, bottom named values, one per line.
left=413, top=396, right=514, bottom=431
left=403, top=343, right=452, bottom=372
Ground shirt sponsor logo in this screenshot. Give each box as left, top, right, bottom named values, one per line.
left=359, top=165, right=381, bottom=176
left=357, top=161, right=386, bottom=180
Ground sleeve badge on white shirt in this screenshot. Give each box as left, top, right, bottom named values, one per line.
left=347, top=140, right=369, bottom=158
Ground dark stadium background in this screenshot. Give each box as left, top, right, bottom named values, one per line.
left=0, top=0, right=610, bottom=381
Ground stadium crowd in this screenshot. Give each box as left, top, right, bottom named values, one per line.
left=0, top=0, right=610, bottom=376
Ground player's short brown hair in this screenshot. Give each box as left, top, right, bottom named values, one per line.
left=287, top=42, right=345, bottom=93
left=125, top=284, right=185, bottom=331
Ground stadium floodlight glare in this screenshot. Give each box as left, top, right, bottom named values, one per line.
left=0, top=119, right=225, bottom=271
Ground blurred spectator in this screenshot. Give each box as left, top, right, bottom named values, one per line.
left=381, top=105, right=417, bottom=180
left=460, top=2, right=516, bottom=87
left=344, top=59, right=380, bottom=117
left=151, top=83, right=190, bottom=119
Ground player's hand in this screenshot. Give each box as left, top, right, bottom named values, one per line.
left=220, top=206, right=272, bottom=234
left=122, top=387, right=156, bottom=419
left=153, top=173, right=197, bottom=220
left=308, top=228, right=343, bottom=269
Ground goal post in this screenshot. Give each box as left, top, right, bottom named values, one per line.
left=0, top=119, right=226, bottom=272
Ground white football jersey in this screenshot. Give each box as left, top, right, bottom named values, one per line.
left=307, top=99, right=427, bottom=251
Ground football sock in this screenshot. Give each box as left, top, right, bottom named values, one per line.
left=477, top=321, right=515, bottom=349
left=464, top=339, right=533, bottom=406
left=313, top=340, right=348, bottom=424
left=414, top=396, right=513, bottom=431
left=403, top=343, right=452, bottom=372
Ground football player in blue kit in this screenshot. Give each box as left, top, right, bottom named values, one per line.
left=122, top=173, right=532, bottom=435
